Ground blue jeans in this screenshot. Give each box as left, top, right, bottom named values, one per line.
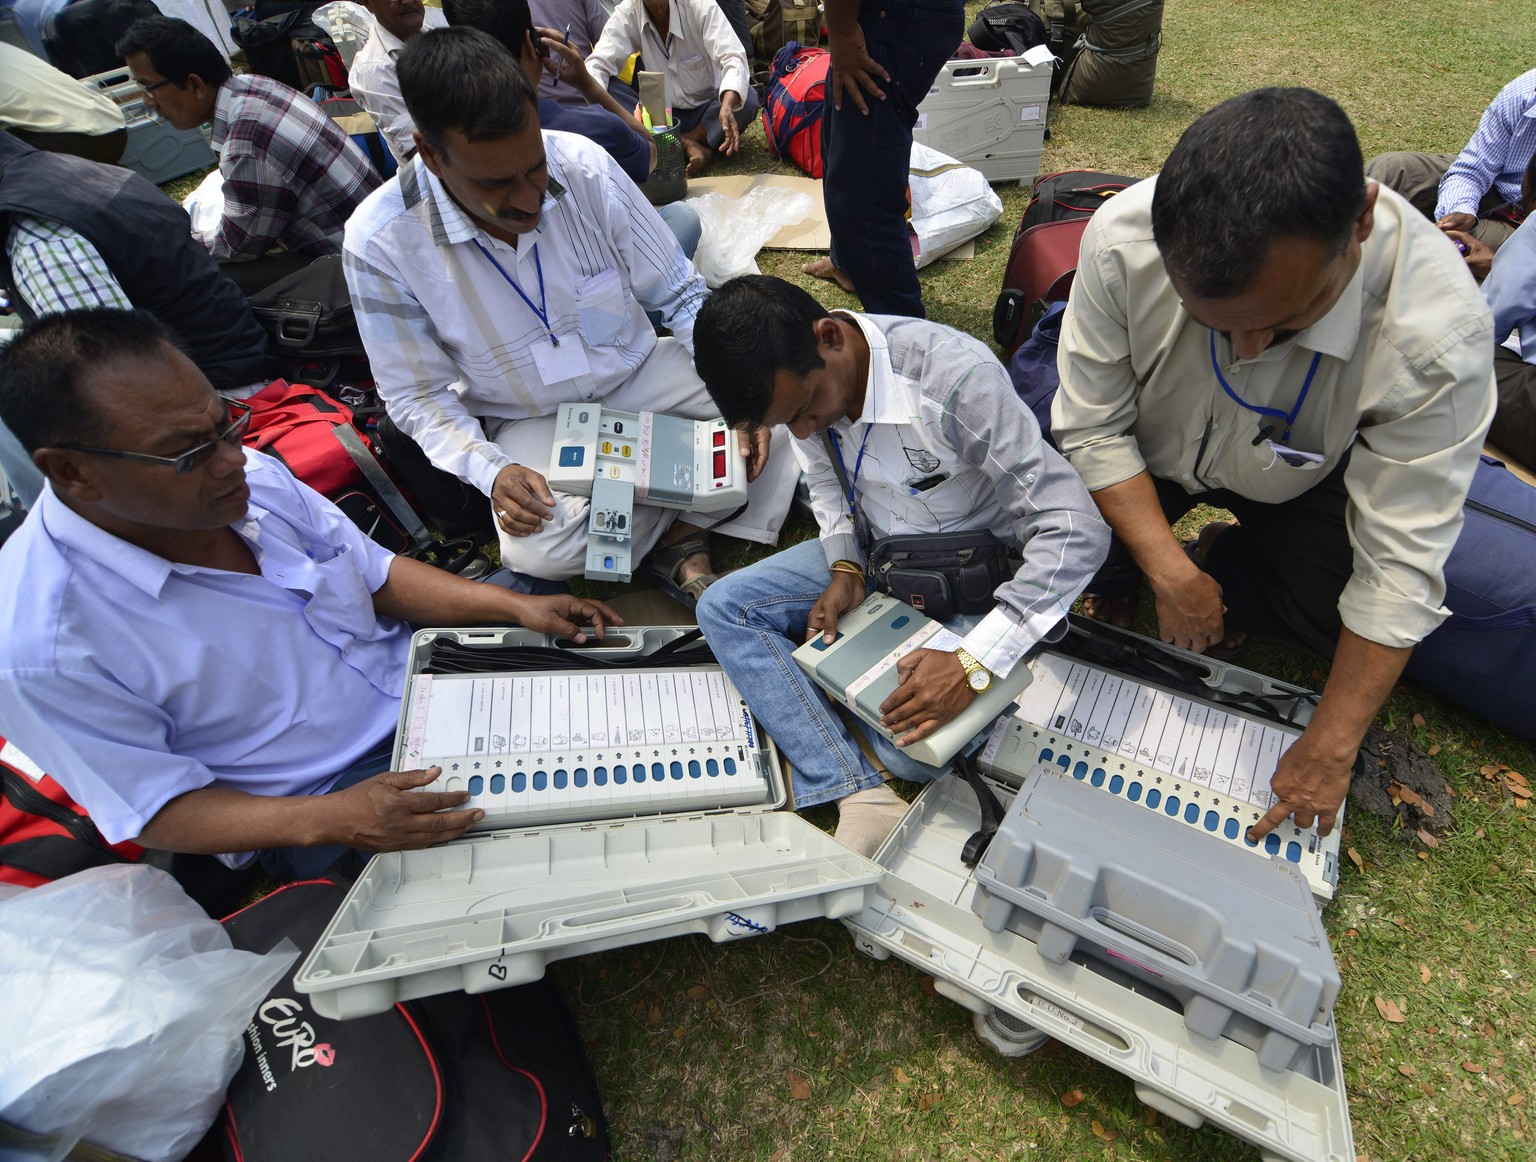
left=697, top=540, right=976, bottom=810
left=656, top=200, right=702, bottom=260
left=820, top=0, right=966, bottom=317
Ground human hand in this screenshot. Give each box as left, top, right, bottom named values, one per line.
left=1444, top=228, right=1494, bottom=280
left=879, top=648, right=972, bottom=746
left=329, top=767, right=484, bottom=852
left=538, top=27, right=597, bottom=97
left=1436, top=211, right=1478, bottom=235
left=512, top=593, right=623, bottom=643
left=1147, top=561, right=1228, bottom=652
left=1247, top=730, right=1356, bottom=841
left=492, top=464, right=556, bottom=537
left=718, top=90, right=742, bottom=155
left=805, top=570, right=866, bottom=643
left=826, top=27, right=889, bottom=114
left=737, top=425, right=770, bottom=481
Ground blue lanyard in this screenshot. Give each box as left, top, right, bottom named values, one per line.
left=1209, top=330, right=1320, bottom=445
left=827, top=425, right=873, bottom=518
left=473, top=239, right=558, bottom=346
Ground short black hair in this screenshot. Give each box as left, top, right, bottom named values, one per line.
left=0, top=309, right=180, bottom=453
left=115, top=15, right=232, bottom=88
left=397, top=26, right=536, bottom=152
left=443, top=0, right=535, bottom=63
left=693, top=276, right=830, bottom=429
left=1151, top=87, right=1366, bottom=300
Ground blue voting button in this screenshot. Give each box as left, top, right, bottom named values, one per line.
left=559, top=446, right=585, bottom=467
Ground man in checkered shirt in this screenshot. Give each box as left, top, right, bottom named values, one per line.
left=116, top=16, right=381, bottom=292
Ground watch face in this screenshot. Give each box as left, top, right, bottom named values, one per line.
left=968, top=670, right=990, bottom=692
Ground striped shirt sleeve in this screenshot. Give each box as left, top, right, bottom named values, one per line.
left=7, top=217, right=133, bottom=315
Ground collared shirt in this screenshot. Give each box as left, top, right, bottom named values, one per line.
left=531, top=0, right=611, bottom=106
left=346, top=7, right=446, bottom=165
left=799, top=312, right=1111, bottom=679
left=0, top=451, right=409, bottom=855
left=1053, top=178, right=1496, bottom=649
left=1437, top=67, right=1536, bottom=220
left=1484, top=212, right=1536, bottom=364
left=343, top=130, right=706, bottom=494
left=0, top=44, right=126, bottom=138
left=6, top=216, right=131, bottom=315
left=586, top=0, right=749, bottom=109
left=209, top=74, right=381, bottom=262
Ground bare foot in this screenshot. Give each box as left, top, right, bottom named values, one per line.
left=1081, top=590, right=1136, bottom=629
left=802, top=256, right=856, bottom=293
left=681, top=137, right=713, bottom=176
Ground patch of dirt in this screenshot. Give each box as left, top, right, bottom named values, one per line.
left=1350, top=725, right=1456, bottom=837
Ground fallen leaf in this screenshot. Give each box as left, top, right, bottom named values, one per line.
left=1417, top=828, right=1440, bottom=848
left=1421, top=800, right=1436, bottom=817
left=1347, top=847, right=1364, bottom=873
left=1143, top=1108, right=1158, bottom=1127
left=1507, top=769, right=1529, bottom=787
left=1509, top=1093, right=1526, bottom=1106
left=1517, top=798, right=1528, bottom=810
left=1428, top=743, right=1442, bottom=756
left=1420, top=964, right=1432, bottom=984
left=1481, top=1020, right=1497, bottom=1038
left=1091, top=1120, right=1118, bottom=1142
left=917, top=1091, right=943, bottom=1111
left=1061, top=1089, right=1086, bottom=1108
left=686, top=985, right=708, bottom=1001
left=1418, top=851, right=1429, bottom=859
left=786, top=1070, right=811, bottom=1100
left=1412, top=713, right=1426, bottom=728
left=1426, top=1025, right=1441, bottom=1035
left=1506, top=781, right=1532, bottom=799
left=648, top=1004, right=662, bottom=1025
left=1492, top=1055, right=1506, bottom=1069
left=1481, top=764, right=1503, bottom=777
left=1375, top=996, right=1407, bottom=1024
left=1476, top=827, right=1487, bottom=839
left=1462, top=1061, right=1484, bottom=1074
left=893, top=1066, right=911, bottom=1085
left=1346, top=928, right=1359, bottom=937
left=1422, top=1082, right=1437, bottom=1098
left=1399, top=1064, right=1417, bottom=1077
left=1398, top=784, right=1422, bottom=806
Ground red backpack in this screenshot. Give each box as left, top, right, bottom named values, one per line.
left=0, top=734, right=143, bottom=888
left=761, top=43, right=831, bottom=178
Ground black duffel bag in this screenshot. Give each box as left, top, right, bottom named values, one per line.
left=868, top=530, right=1015, bottom=622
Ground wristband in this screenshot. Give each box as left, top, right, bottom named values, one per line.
left=830, top=559, right=865, bottom=580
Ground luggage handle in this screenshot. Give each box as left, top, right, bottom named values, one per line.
left=940, top=62, right=1001, bottom=87
left=274, top=309, right=323, bottom=349
left=1087, top=905, right=1201, bottom=968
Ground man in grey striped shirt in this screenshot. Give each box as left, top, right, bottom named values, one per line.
left=693, top=276, right=1110, bottom=855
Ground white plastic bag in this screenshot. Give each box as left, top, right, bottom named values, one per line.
left=907, top=142, right=1004, bottom=269
left=0, top=865, right=297, bottom=1162
left=689, top=187, right=814, bottom=288
left=181, top=168, right=224, bottom=250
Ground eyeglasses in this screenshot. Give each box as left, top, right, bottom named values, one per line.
left=137, top=78, right=173, bottom=95
left=59, top=402, right=253, bottom=474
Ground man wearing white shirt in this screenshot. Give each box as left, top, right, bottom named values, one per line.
left=585, top=0, right=756, bottom=175
left=348, top=0, right=447, bottom=165
left=0, top=43, right=126, bottom=164
left=345, top=28, right=796, bottom=593
left=0, top=308, right=619, bottom=878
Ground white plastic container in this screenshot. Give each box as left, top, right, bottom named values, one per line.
left=913, top=55, right=1053, bottom=188
left=80, top=68, right=216, bottom=185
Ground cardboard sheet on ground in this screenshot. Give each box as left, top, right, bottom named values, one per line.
left=680, top=175, right=975, bottom=261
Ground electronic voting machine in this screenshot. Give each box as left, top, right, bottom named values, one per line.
left=839, top=616, right=1356, bottom=1162
left=292, top=625, right=881, bottom=1021
left=791, top=592, right=1034, bottom=767
left=545, top=403, right=749, bottom=583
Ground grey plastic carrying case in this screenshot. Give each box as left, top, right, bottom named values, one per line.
left=293, top=626, right=882, bottom=1021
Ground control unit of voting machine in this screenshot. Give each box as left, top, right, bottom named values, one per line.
left=546, top=404, right=748, bottom=583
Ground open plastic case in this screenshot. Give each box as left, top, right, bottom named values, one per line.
left=842, top=618, right=1355, bottom=1162
left=293, top=626, right=883, bottom=1021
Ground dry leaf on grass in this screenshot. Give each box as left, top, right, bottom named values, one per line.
left=685, top=985, right=708, bottom=1001
left=1428, top=743, right=1442, bottom=756
left=1375, top=996, right=1407, bottom=1023
left=1399, top=1064, right=1417, bottom=1077
left=786, top=1070, right=811, bottom=1100
left=917, top=1092, right=942, bottom=1112
left=1417, top=828, right=1441, bottom=848
left=1506, top=780, right=1532, bottom=799
left=1462, top=1061, right=1484, bottom=1074
left=1061, top=1089, right=1086, bottom=1108
left=1506, top=769, right=1529, bottom=787
left=1091, top=1120, right=1118, bottom=1141
left=1509, top=1093, right=1527, bottom=1106
left=1420, top=964, right=1432, bottom=984
left=648, top=1004, right=663, bottom=1024
left=893, top=1066, right=911, bottom=1085
left=1347, top=847, right=1364, bottom=872
left=1143, top=1108, right=1158, bottom=1127
left=1412, top=713, right=1426, bottom=728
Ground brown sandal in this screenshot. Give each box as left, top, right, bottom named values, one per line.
left=639, top=535, right=718, bottom=608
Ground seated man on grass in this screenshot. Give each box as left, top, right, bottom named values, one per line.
left=0, top=308, right=620, bottom=879
left=116, top=16, right=381, bottom=292
left=692, top=276, right=1110, bottom=856
left=1053, top=88, right=1495, bottom=845
left=584, top=0, right=755, bottom=175
left=345, top=28, right=796, bottom=598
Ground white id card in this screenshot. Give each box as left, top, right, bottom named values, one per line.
left=530, top=335, right=592, bottom=385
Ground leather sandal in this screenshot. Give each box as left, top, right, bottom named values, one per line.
left=639, top=534, right=718, bottom=608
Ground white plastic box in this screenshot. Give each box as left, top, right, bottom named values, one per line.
left=81, top=68, right=216, bottom=185
left=294, top=626, right=883, bottom=1020
left=913, top=55, right=1052, bottom=187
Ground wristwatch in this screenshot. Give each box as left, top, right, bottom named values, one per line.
left=954, top=647, right=992, bottom=693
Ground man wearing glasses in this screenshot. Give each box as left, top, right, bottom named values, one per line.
left=0, top=309, right=620, bottom=879
left=1051, top=88, right=1496, bottom=848
left=114, top=16, right=381, bottom=293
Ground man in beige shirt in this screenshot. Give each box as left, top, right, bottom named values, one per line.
left=0, top=43, right=126, bottom=164
left=1052, top=87, right=1496, bottom=844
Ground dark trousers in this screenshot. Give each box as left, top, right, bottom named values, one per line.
left=219, top=251, right=320, bottom=295
left=1091, top=458, right=1355, bottom=659
left=1489, top=345, right=1536, bottom=468
left=9, top=127, right=127, bottom=165
left=820, top=0, right=965, bottom=318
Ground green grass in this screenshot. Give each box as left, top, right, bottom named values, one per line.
left=551, top=4, right=1536, bottom=1160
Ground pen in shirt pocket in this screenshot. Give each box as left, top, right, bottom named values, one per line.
left=909, top=473, right=947, bottom=492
